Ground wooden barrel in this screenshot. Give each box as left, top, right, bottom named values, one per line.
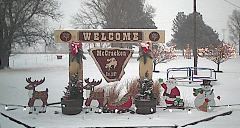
left=135, top=98, right=156, bottom=114
left=61, top=98, right=84, bottom=115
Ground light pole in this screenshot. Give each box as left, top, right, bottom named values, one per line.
left=193, top=0, right=198, bottom=75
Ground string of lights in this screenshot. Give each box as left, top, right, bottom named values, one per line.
left=0, top=102, right=61, bottom=112
left=1, top=102, right=240, bottom=114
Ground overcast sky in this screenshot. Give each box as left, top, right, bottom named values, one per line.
left=56, top=0, right=240, bottom=43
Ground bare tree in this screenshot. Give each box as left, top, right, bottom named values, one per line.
left=198, top=43, right=236, bottom=72
left=72, top=0, right=155, bottom=29
left=0, top=0, right=61, bottom=69
left=228, top=9, right=240, bottom=55
left=71, top=0, right=104, bottom=29
left=152, top=44, right=177, bottom=72
left=71, top=0, right=156, bottom=48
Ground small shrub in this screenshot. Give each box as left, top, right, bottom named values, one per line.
left=106, top=84, right=121, bottom=104
left=127, top=79, right=139, bottom=98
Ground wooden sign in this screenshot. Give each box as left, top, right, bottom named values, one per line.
left=90, top=48, right=133, bottom=82
left=79, top=31, right=142, bottom=42
left=54, top=29, right=165, bottom=43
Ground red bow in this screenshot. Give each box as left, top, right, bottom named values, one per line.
left=71, top=41, right=82, bottom=56
left=141, top=42, right=150, bottom=53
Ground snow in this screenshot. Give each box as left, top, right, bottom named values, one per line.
left=0, top=54, right=240, bottom=128
left=0, top=107, right=233, bottom=128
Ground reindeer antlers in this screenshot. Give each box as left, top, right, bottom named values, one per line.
left=84, top=78, right=102, bottom=86
left=26, top=77, right=33, bottom=83
left=26, top=77, right=45, bottom=85
left=36, top=77, right=45, bottom=85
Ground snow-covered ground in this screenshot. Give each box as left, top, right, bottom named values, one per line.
left=0, top=54, right=240, bottom=128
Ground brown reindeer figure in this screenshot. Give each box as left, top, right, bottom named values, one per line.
left=25, top=77, right=48, bottom=114
left=83, top=78, right=104, bottom=109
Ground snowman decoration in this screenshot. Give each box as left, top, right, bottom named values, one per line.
left=193, top=80, right=215, bottom=112
left=161, top=78, right=184, bottom=108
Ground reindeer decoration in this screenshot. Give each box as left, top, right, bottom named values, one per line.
left=25, top=77, right=48, bottom=114
left=83, top=78, right=104, bottom=109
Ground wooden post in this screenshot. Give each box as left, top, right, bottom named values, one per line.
left=139, top=57, right=153, bottom=80
left=139, top=41, right=153, bottom=80
left=69, top=42, right=83, bottom=81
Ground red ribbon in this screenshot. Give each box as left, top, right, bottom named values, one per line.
left=141, top=42, right=150, bottom=53
left=71, top=41, right=82, bottom=56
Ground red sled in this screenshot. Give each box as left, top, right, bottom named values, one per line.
left=106, top=95, right=132, bottom=111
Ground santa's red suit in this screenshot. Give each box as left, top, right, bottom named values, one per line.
left=161, top=83, right=180, bottom=107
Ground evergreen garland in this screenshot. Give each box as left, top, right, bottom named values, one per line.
left=71, top=49, right=86, bottom=63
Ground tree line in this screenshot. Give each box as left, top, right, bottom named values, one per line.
left=0, top=0, right=239, bottom=69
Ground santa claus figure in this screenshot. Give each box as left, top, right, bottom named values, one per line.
left=161, top=78, right=183, bottom=107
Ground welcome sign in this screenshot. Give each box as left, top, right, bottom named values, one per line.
left=90, top=48, right=133, bottom=82
left=54, top=29, right=165, bottom=43
left=79, top=31, right=142, bottom=42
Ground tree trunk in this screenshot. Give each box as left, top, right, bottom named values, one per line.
left=217, top=63, right=220, bottom=72
left=215, top=62, right=223, bottom=73
left=239, top=40, right=240, bottom=55
left=239, top=42, right=240, bottom=56
left=152, top=62, right=159, bottom=73
left=153, top=62, right=156, bottom=71
left=239, top=34, right=240, bottom=55
left=0, top=49, right=10, bottom=69
left=0, top=24, right=13, bottom=69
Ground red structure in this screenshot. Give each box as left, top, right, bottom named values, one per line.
left=106, top=93, right=132, bottom=111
